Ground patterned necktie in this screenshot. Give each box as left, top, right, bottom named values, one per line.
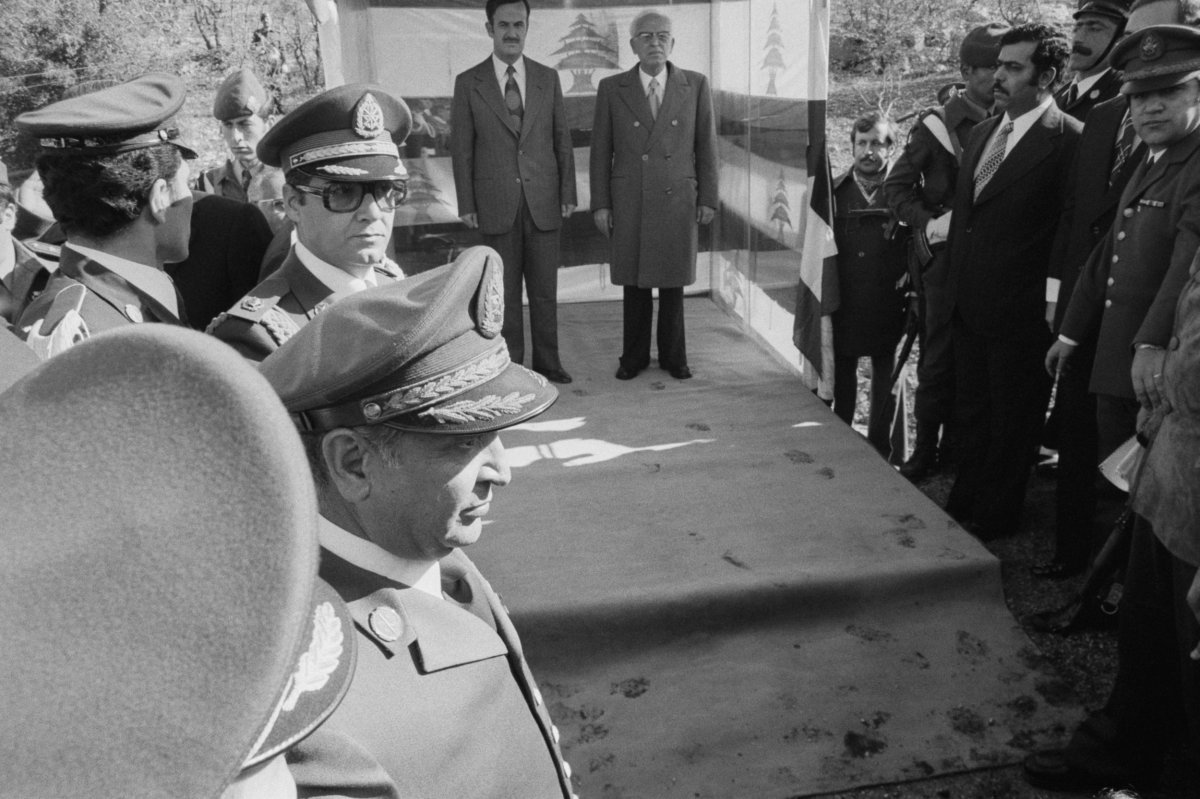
left=240, top=166, right=253, bottom=199
left=504, top=65, right=523, bottom=125
left=1109, top=112, right=1137, bottom=189
left=973, top=120, right=1013, bottom=200
left=648, top=77, right=661, bottom=120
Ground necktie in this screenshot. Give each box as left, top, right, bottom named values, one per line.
left=1063, top=82, right=1078, bottom=108
left=1109, top=112, right=1137, bottom=189
left=974, top=120, right=1013, bottom=200
left=504, top=65, right=523, bottom=125
left=240, top=167, right=253, bottom=199
left=648, top=77, right=661, bottom=120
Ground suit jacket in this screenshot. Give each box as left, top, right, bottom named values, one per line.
left=206, top=249, right=402, bottom=362
left=165, top=191, right=273, bottom=331
left=947, top=102, right=1082, bottom=340
left=290, top=548, right=572, bottom=799
left=15, top=246, right=185, bottom=351
left=0, top=237, right=53, bottom=324
left=590, top=63, right=719, bottom=288
left=1059, top=124, right=1200, bottom=399
left=1049, top=96, right=1144, bottom=330
left=450, top=57, right=576, bottom=235
left=1055, top=68, right=1122, bottom=122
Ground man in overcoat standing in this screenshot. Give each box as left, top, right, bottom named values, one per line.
left=451, top=0, right=576, bottom=385
left=590, top=10, right=719, bottom=381
left=943, top=23, right=1082, bottom=540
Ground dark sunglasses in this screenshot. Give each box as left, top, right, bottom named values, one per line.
left=291, top=179, right=408, bottom=213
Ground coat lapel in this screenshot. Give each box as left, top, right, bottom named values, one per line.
left=519, top=61, right=548, bottom=140
left=616, top=65, right=655, bottom=131
left=645, top=63, right=689, bottom=150
left=473, top=58, right=519, bottom=135
left=974, top=105, right=1059, bottom=205
left=1122, top=124, right=1200, bottom=205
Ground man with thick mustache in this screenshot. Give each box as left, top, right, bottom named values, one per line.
left=1056, top=0, right=1131, bottom=121
left=943, top=23, right=1081, bottom=540
left=207, top=84, right=411, bottom=361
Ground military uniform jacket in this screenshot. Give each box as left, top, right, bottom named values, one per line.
left=883, top=94, right=988, bottom=286
left=1048, top=96, right=1144, bottom=331
left=947, top=103, right=1082, bottom=340
left=450, top=57, right=577, bottom=235
left=290, top=547, right=574, bottom=799
left=1059, top=125, right=1200, bottom=399
left=0, top=238, right=53, bottom=324
left=1055, top=68, right=1122, bottom=122
left=206, top=249, right=402, bottom=362
left=832, top=172, right=907, bottom=356
left=14, top=246, right=184, bottom=354
left=589, top=63, right=719, bottom=288
left=199, top=160, right=247, bottom=202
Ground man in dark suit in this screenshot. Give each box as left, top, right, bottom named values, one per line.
left=451, top=0, right=576, bottom=385
left=207, top=84, right=411, bottom=361
left=1037, top=0, right=1191, bottom=578
left=260, top=255, right=574, bottom=798
left=13, top=74, right=196, bottom=356
left=944, top=23, right=1082, bottom=540
left=884, top=22, right=1007, bottom=480
left=1055, top=0, right=1130, bottom=121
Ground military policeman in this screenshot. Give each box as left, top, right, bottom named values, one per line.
left=883, top=22, right=1008, bottom=480
left=258, top=253, right=578, bottom=798
left=1055, top=0, right=1131, bottom=121
left=207, top=83, right=411, bottom=361
left=0, top=324, right=371, bottom=798
left=12, top=73, right=196, bottom=357
left=199, top=68, right=282, bottom=206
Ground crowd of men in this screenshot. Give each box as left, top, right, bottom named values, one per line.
left=1, top=0, right=1199, bottom=794
left=826, top=0, right=1200, bottom=792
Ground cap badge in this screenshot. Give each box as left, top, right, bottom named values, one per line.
left=246, top=94, right=262, bottom=114
left=242, top=297, right=263, bottom=312
left=479, top=268, right=504, bottom=339
left=279, top=602, right=344, bottom=712
left=1140, top=32, right=1164, bottom=62
left=368, top=606, right=403, bottom=642
left=353, top=93, right=386, bottom=139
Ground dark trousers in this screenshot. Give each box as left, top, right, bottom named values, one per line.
left=1052, top=335, right=1100, bottom=568
left=833, top=350, right=896, bottom=459
left=482, top=194, right=562, bottom=372
left=1065, top=515, right=1200, bottom=781
left=946, top=318, right=1052, bottom=536
left=621, top=286, right=686, bottom=371
left=912, top=270, right=956, bottom=451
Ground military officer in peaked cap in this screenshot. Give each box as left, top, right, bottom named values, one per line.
left=12, top=73, right=196, bottom=358
left=1055, top=0, right=1132, bottom=122
left=0, top=323, right=405, bottom=798
left=200, top=68, right=282, bottom=208
left=258, top=251, right=578, bottom=799
left=207, top=83, right=412, bottom=361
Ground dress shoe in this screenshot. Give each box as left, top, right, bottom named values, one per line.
left=1023, top=749, right=1153, bottom=794
left=899, top=447, right=938, bottom=481
left=667, top=364, right=692, bottom=380
left=535, top=367, right=573, bottom=384
left=1031, top=558, right=1085, bottom=580
left=615, top=365, right=641, bottom=380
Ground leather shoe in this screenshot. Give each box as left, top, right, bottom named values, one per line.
left=535, top=367, right=573, bottom=384
left=899, top=448, right=938, bottom=481
left=615, top=365, right=641, bottom=380
left=667, top=365, right=693, bottom=380
left=1031, top=558, right=1085, bottom=580
left=1022, top=749, right=1151, bottom=794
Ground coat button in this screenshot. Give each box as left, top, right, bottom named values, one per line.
left=642, top=154, right=649, bottom=161
left=515, top=178, right=521, bottom=184
left=552, top=724, right=561, bottom=743
left=671, top=119, right=678, bottom=126
left=124, top=305, right=144, bottom=323
left=533, top=687, right=544, bottom=707
left=563, top=761, right=573, bottom=779
left=1170, top=336, right=1181, bottom=350
left=1123, top=207, right=1134, bottom=218
left=1112, top=255, right=1119, bottom=264
left=1117, top=231, right=1126, bottom=240
left=857, top=251, right=866, bottom=257
left=633, top=121, right=640, bottom=127
left=368, top=607, right=403, bottom=642
left=1105, top=299, right=1113, bottom=308
left=1107, top=277, right=1115, bottom=286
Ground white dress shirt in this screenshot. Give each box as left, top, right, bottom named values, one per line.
left=294, top=239, right=378, bottom=295
left=492, top=54, right=526, bottom=102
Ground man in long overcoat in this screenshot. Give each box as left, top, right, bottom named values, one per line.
left=590, top=9, right=719, bottom=381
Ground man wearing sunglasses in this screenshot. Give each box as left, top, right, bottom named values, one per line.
left=208, top=84, right=412, bottom=361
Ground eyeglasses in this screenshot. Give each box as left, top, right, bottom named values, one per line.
left=291, top=179, right=408, bottom=213
left=634, top=31, right=672, bottom=44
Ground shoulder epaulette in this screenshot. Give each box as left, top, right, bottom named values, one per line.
left=23, top=240, right=62, bottom=262
left=217, top=274, right=291, bottom=324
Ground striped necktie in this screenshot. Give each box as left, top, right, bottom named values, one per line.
left=1109, top=112, right=1137, bottom=189
left=973, top=120, right=1013, bottom=200
left=504, top=65, right=523, bottom=125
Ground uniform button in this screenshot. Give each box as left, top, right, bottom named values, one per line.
left=641, top=154, right=649, bottom=161
left=1112, top=255, right=1119, bottom=264
left=633, top=121, right=640, bottom=127
left=552, top=724, right=561, bottom=743
left=671, top=119, right=678, bottom=126
left=1105, top=299, right=1113, bottom=308
left=564, top=761, right=573, bottom=779
left=124, top=304, right=144, bottom=323
left=1170, top=336, right=1181, bottom=350
left=533, top=688, right=544, bottom=707
left=368, top=607, right=403, bottom=642
left=1123, top=207, right=1134, bottom=218
left=1107, top=277, right=1115, bottom=286
left=1117, top=231, right=1126, bottom=241
left=857, top=251, right=865, bottom=257
left=515, top=178, right=521, bottom=184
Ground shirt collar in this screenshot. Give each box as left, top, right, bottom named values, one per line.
left=640, top=65, right=667, bottom=93
left=64, top=242, right=180, bottom=317
left=492, top=54, right=524, bottom=84
left=1003, top=94, right=1055, bottom=143
left=1072, top=70, right=1107, bottom=97
left=293, top=239, right=377, bottom=295
left=318, top=515, right=443, bottom=598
